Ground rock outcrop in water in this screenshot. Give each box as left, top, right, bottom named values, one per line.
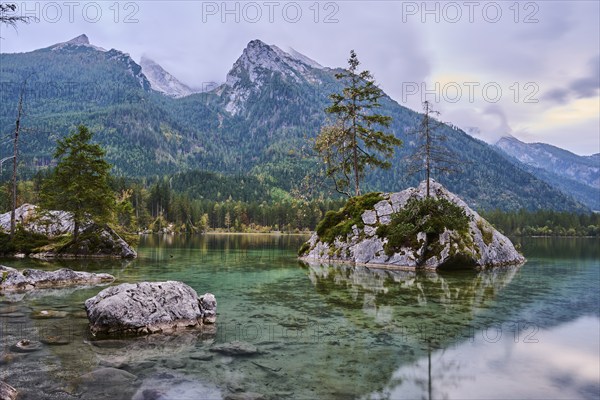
left=300, top=180, right=525, bottom=269
left=0, top=204, right=137, bottom=258
left=85, top=281, right=216, bottom=335
left=0, top=265, right=114, bottom=292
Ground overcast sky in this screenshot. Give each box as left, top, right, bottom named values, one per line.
left=1, top=1, right=598, bottom=155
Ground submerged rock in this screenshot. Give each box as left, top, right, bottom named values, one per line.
left=77, top=367, right=139, bottom=399
left=0, top=265, right=114, bottom=292
left=210, top=341, right=259, bottom=356
left=85, top=281, right=217, bottom=335
left=0, top=381, right=18, bottom=400
left=300, top=180, right=525, bottom=269
left=11, top=339, right=43, bottom=353
left=225, top=393, right=266, bottom=400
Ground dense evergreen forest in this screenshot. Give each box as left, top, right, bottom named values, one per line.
left=481, top=209, right=600, bottom=237
left=2, top=169, right=597, bottom=236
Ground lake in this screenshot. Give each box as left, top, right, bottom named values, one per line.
left=1, top=234, right=598, bottom=400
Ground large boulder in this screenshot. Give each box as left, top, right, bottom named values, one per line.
left=300, top=180, right=525, bottom=269
left=0, top=265, right=114, bottom=292
left=85, top=281, right=216, bottom=335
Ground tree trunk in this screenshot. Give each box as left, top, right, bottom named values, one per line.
left=425, top=101, right=431, bottom=198
left=10, top=87, right=24, bottom=238
left=352, top=112, right=360, bottom=197
left=353, top=142, right=360, bottom=197
left=73, top=220, right=79, bottom=242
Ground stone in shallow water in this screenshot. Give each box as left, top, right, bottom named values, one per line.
left=0, top=381, right=18, bottom=400
left=84, top=281, right=216, bottom=335
left=210, top=341, right=259, bottom=356
left=78, top=367, right=139, bottom=400
left=11, top=339, right=43, bottom=353
left=40, top=335, right=71, bottom=346
left=31, top=309, right=68, bottom=319
left=0, top=265, right=114, bottom=292
left=163, top=358, right=187, bottom=370
left=189, top=352, right=213, bottom=361
left=225, top=393, right=266, bottom=400
left=131, top=371, right=222, bottom=400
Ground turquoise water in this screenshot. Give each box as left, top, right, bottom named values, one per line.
left=0, top=234, right=598, bottom=399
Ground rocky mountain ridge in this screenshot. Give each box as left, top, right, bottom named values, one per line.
left=496, top=136, right=599, bottom=210
left=0, top=35, right=590, bottom=211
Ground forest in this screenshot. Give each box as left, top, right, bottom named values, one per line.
left=2, top=169, right=598, bottom=237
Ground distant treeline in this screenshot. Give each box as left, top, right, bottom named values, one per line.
left=2, top=170, right=598, bottom=236
left=481, top=209, right=600, bottom=237
left=0, top=171, right=345, bottom=233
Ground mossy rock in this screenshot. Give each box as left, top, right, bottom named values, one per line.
left=377, top=197, right=470, bottom=260
left=316, top=192, right=383, bottom=244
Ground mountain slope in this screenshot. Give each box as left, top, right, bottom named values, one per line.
left=0, top=36, right=589, bottom=212
left=140, top=56, right=197, bottom=98
left=496, top=136, right=599, bottom=210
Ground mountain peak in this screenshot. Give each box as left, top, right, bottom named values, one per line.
left=50, top=34, right=106, bottom=52
left=66, top=34, right=90, bottom=45
left=223, top=39, right=323, bottom=114
left=139, top=56, right=196, bottom=98
left=229, top=39, right=323, bottom=85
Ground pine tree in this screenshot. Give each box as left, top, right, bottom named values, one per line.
left=315, top=50, right=401, bottom=197
left=408, top=101, right=461, bottom=197
left=41, top=125, right=115, bottom=240
left=0, top=4, right=34, bottom=34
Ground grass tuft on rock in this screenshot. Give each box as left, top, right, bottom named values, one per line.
left=315, top=192, right=383, bottom=244
left=378, top=197, right=470, bottom=256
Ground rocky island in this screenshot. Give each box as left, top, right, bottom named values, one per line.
left=299, top=181, right=525, bottom=269
left=0, top=204, right=136, bottom=258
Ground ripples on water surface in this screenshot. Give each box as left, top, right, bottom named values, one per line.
left=0, top=234, right=598, bottom=399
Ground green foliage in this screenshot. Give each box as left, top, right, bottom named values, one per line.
left=0, top=225, right=50, bottom=255
left=378, top=197, right=470, bottom=256
left=316, top=50, right=401, bottom=196
left=40, top=125, right=115, bottom=238
left=316, top=192, right=383, bottom=243
left=481, top=209, right=600, bottom=237
left=298, top=242, right=311, bottom=256
left=477, top=220, right=494, bottom=245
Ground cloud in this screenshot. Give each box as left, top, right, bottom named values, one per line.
left=543, top=55, right=600, bottom=104
left=445, top=104, right=514, bottom=145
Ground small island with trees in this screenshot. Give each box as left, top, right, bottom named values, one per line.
left=0, top=125, right=136, bottom=258
left=301, top=50, right=524, bottom=270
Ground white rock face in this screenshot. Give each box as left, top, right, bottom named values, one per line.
left=0, top=204, right=74, bottom=236
left=223, top=39, right=323, bottom=115
left=140, top=56, right=197, bottom=98
left=300, top=180, right=525, bottom=269
left=85, top=281, right=217, bottom=335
